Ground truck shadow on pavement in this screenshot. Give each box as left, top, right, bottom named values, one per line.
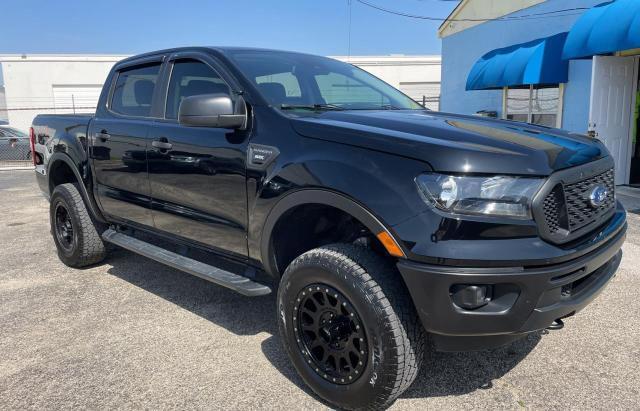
left=261, top=332, right=542, bottom=400
left=104, top=248, right=542, bottom=401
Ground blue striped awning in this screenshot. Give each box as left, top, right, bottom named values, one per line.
left=563, top=0, right=640, bottom=59
left=466, top=33, right=569, bottom=91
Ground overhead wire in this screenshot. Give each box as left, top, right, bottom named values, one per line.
left=355, top=0, right=588, bottom=22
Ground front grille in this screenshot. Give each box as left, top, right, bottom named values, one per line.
left=541, top=167, right=615, bottom=238
left=543, top=185, right=565, bottom=234
left=564, top=168, right=615, bottom=230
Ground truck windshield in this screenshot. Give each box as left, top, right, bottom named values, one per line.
left=227, top=50, right=423, bottom=111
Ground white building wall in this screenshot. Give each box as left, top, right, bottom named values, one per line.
left=0, top=86, right=7, bottom=123
left=333, top=55, right=442, bottom=109
left=0, top=55, right=128, bottom=131
left=0, top=54, right=442, bottom=131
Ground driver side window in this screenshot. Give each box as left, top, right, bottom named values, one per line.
left=165, top=59, right=231, bottom=120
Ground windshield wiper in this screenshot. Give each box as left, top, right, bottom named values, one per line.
left=279, top=104, right=344, bottom=111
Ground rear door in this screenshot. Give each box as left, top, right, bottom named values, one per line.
left=589, top=56, right=638, bottom=184
left=147, top=55, right=250, bottom=258
left=90, top=58, right=163, bottom=227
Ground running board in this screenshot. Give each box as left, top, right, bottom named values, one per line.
left=102, top=229, right=271, bottom=297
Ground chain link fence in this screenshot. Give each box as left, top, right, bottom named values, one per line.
left=0, top=125, right=33, bottom=170
left=0, top=97, right=98, bottom=170
left=418, top=95, right=440, bottom=111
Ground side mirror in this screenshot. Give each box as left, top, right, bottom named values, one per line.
left=178, top=93, right=247, bottom=129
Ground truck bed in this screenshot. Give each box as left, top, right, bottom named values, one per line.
left=31, top=113, right=94, bottom=177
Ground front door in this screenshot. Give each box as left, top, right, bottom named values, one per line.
left=589, top=56, right=638, bottom=184
left=148, top=58, right=249, bottom=258
left=91, top=61, right=163, bottom=227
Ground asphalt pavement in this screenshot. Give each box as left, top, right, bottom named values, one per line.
left=1, top=170, right=638, bottom=409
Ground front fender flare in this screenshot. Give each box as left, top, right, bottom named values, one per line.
left=260, top=189, right=405, bottom=277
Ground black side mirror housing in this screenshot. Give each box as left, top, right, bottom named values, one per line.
left=178, top=93, right=247, bottom=129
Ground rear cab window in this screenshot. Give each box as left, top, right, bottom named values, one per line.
left=110, top=63, right=162, bottom=117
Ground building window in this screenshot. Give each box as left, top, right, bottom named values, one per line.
left=504, top=85, right=563, bottom=128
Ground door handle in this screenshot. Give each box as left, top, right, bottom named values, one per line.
left=97, top=130, right=110, bottom=142
left=152, top=139, right=173, bottom=151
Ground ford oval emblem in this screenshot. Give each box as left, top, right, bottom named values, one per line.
left=589, top=185, right=608, bottom=208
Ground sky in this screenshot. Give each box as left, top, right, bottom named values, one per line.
left=0, top=0, right=457, bottom=56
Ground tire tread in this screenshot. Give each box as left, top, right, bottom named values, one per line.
left=51, top=183, right=106, bottom=267
left=283, top=244, right=425, bottom=410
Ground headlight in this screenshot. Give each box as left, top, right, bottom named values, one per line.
left=415, top=173, right=543, bottom=220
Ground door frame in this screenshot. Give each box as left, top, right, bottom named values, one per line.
left=625, top=56, right=639, bottom=185
left=589, top=55, right=639, bottom=185
left=631, top=56, right=640, bottom=183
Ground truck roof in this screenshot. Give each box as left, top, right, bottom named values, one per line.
left=117, top=46, right=323, bottom=65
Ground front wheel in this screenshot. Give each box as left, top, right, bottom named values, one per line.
left=277, top=244, right=425, bottom=410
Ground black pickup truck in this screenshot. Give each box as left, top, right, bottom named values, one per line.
left=32, top=47, right=626, bottom=410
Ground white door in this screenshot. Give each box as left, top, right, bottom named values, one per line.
left=589, top=56, right=638, bottom=185
left=52, top=85, right=103, bottom=114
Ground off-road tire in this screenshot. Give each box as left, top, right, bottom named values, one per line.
left=50, top=183, right=106, bottom=267
left=277, top=244, right=425, bottom=410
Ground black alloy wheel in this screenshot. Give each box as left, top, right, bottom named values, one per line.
left=49, top=183, right=106, bottom=267
left=294, top=284, right=368, bottom=385
left=54, top=203, right=75, bottom=252
left=277, top=244, right=425, bottom=410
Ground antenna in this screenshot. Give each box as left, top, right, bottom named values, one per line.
left=347, top=0, right=353, bottom=58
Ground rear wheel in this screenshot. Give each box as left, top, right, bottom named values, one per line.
left=50, top=183, right=106, bottom=267
left=277, top=244, right=425, bottom=410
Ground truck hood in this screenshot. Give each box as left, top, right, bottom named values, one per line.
left=290, top=110, right=607, bottom=176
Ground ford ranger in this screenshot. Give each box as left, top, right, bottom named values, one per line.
left=31, top=47, right=626, bottom=410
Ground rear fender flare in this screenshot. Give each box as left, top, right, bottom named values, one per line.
left=47, top=152, right=107, bottom=224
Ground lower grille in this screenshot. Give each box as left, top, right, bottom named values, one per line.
left=540, top=167, right=615, bottom=241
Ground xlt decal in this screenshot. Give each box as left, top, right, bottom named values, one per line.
left=248, top=144, right=280, bottom=170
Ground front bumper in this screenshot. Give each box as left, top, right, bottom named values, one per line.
left=397, top=219, right=626, bottom=352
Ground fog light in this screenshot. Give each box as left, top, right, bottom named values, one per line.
left=451, top=285, right=492, bottom=310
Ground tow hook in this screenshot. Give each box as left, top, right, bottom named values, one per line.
left=546, top=318, right=565, bottom=330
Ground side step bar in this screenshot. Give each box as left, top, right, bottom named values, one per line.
left=102, top=229, right=271, bottom=297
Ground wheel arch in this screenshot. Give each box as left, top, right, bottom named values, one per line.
left=260, top=189, right=406, bottom=278
left=47, top=152, right=107, bottom=224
